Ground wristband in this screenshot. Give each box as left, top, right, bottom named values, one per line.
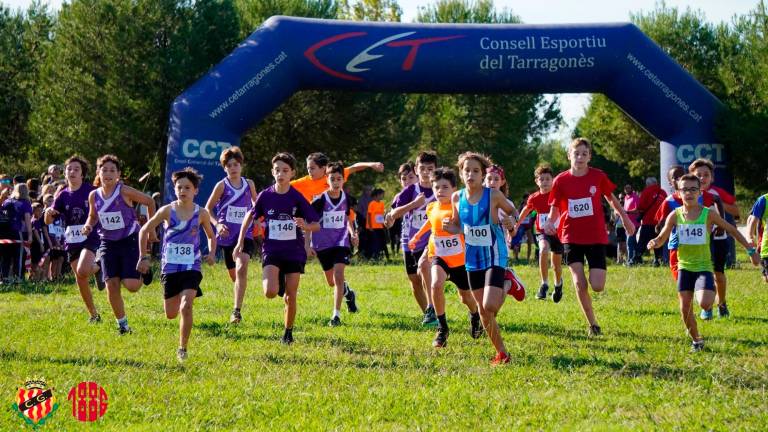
left=747, top=247, right=756, bottom=257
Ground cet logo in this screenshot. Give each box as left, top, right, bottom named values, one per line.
left=11, top=377, right=59, bottom=428
left=67, top=381, right=108, bottom=422
left=305, top=32, right=464, bottom=81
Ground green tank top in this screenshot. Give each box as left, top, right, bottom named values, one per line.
left=676, top=206, right=712, bottom=272
left=760, top=194, right=768, bottom=259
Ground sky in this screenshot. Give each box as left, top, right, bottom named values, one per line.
left=2, top=0, right=759, bottom=142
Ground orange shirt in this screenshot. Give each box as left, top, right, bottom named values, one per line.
left=366, top=201, right=385, bottom=229
left=291, top=168, right=352, bottom=203
left=416, top=201, right=465, bottom=268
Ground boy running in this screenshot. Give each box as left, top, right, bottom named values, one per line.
left=746, top=185, right=768, bottom=283
left=236, top=153, right=320, bottom=344
left=648, top=174, right=758, bottom=352
left=137, top=168, right=216, bottom=362
left=308, top=161, right=359, bottom=327
left=543, top=138, right=635, bottom=337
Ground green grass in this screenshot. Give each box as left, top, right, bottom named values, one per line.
left=1, top=256, right=767, bottom=430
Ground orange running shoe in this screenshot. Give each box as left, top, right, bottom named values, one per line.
left=490, top=351, right=510, bottom=366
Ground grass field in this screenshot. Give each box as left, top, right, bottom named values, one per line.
left=1, top=256, right=767, bottom=430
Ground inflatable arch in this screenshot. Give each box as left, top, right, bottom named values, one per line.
left=164, top=16, right=729, bottom=201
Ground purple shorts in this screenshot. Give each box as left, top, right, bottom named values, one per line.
left=98, top=232, right=141, bottom=281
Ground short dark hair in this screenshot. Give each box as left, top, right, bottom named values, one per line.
left=416, top=151, right=437, bottom=166
left=398, top=162, right=414, bottom=176
left=65, top=155, right=90, bottom=179
left=667, top=165, right=685, bottom=187
left=325, top=161, right=344, bottom=176
left=534, top=164, right=553, bottom=178
left=96, top=154, right=121, bottom=172
left=172, top=167, right=203, bottom=189
left=307, top=152, right=329, bottom=168
left=371, top=188, right=385, bottom=197
left=272, top=152, right=296, bottom=170
left=677, top=173, right=701, bottom=188
left=220, top=146, right=244, bottom=167
left=688, top=158, right=714, bottom=174
left=432, top=167, right=457, bottom=187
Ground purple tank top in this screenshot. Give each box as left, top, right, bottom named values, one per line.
left=161, top=204, right=201, bottom=274
left=403, top=184, right=435, bottom=251
left=94, top=182, right=139, bottom=241
left=214, top=177, right=253, bottom=247
left=311, top=191, right=350, bottom=251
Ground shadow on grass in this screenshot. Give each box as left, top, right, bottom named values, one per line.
left=0, top=349, right=171, bottom=371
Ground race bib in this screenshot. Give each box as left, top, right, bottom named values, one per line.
left=65, top=225, right=86, bottom=244
left=433, top=235, right=462, bottom=256
left=98, top=211, right=125, bottom=230
left=226, top=206, right=247, bottom=224
left=568, top=197, right=594, bottom=218
left=538, top=213, right=559, bottom=229
left=464, top=224, right=492, bottom=247
left=323, top=211, right=345, bottom=229
left=375, top=214, right=385, bottom=224
left=411, top=210, right=428, bottom=230
left=678, top=224, right=706, bottom=245
left=48, top=224, right=65, bottom=238
left=166, top=242, right=195, bottom=265
left=268, top=219, right=296, bottom=241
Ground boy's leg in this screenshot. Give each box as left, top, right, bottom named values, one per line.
left=332, top=263, right=345, bottom=314
left=262, top=265, right=280, bottom=298
left=233, top=253, right=250, bottom=310
left=283, top=273, right=301, bottom=329
left=178, top=289, right=197, bottom=350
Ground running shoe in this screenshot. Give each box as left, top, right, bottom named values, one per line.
left=552, top=282, right=563, bottom=303
left=281, top=329, right=294, bottom=345
left=505, top=269, right=526, bottom=301
left=142, top=268, right=153, bottom=286
left=328, top=316, right=341, bottom=327
left=118, top=324, right=132, bottom=335
left=588, top=324, right=602, bottom=337
left=432, top=328, right=449, bottom=348
left=88, top=313, right=101, bottom=324
left=690, top=340, right=705, bottom=353
left=718, top=303, right=730, bottom=318
left=177, top=348, right=187, bottom=362
left=422, top=306, right=438, bottom=327
left=490, top=351, right=510, bottom=366
left=229, top=309, right=242, bottom=324
left=470, top=313, right=483, bottom=339
left=700, top=308, right=713, bottom=320
left=536, top=283, right=549, bottom=300
left=344, top=282, right=358, bottom=313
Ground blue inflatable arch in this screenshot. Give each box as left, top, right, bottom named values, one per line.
left=164, top=16, right=728, bottom=201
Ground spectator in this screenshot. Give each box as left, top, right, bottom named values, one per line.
left=623, top=184, right=641, bottom=265
left=637, top=177, right=668, bottom=266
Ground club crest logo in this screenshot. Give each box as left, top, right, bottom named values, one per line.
left=12, top=377, right=59, bottom=428
left=589, top=185, right=597, bottom=195
left=68, top=381, right=108, bottom=422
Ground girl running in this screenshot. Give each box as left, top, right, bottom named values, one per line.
left=648, top=174, right=758, bottom=351
left=235, top=152, right=320, bottom=344
left=204, top=146, right=257, bottom=324
left=543, top=138, right=634, bottom=336
left=43, top=193, right=66, bottom=280
left=81, top=154, right=156, bottom=335
left=138, top=168, right=216, bottom=362
left=445, top=152, right=518, bottom=365
left=408, top=167, right=481, bottom=348
left=309, top=161, right=359, bottom=326
left=45, top=156, right=104, bottom=322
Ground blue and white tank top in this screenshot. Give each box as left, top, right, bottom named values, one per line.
left=458, top=187, right=508, bottom=271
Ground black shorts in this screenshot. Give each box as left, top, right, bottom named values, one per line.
left=31, top=240, right=44, bottom=265
left=403, top=249, right=426, bottom=275
left=761, top=258, right=768, bottom=277
left=431, top=257, right=470, bottom=291
left=615, top=227, right=627, bottom=242
left=98, top=233, right=141, bottom=281
left=221, top=238, right=255, bottom=270
left=67, top=244, right=98, bottom=264
left=467, top=266, right=506, bottom=291
left=315, top=247, right=350, bottom=271
left=710, top=238, right=727, bottom=273
left=161, top=270, right=203, bottom=300
left=563, top=243, right=607, bottom=270
left=677, top=269, right=715, bottom=292
left=49, top=249, right=67, bottom=260
left=535, top=233, right=564, bottom=255
left=263, top=255, right=304, bottom=274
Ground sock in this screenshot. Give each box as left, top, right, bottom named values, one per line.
left=343, top=282, right=349, bottom=295
left=332, top=309, right=341, bottom=319
left=542, top=279, right=549, bottom=285
left=427, top=304, right=434, bottom=312
left=437, top=313, right=448, bottom=330
left=117, top=316, right=128, bottom=328
left=555, top=279, right=563, bottom=287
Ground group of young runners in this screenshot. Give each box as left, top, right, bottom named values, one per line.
left=34, top=137, right=766, bottom=364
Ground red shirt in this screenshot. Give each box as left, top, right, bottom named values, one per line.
left=706, top=185, right=735, bottom=205
left=549, top=168, right=615, bottom=245
left=526, top=190, right=552, bottom=231
left=637, top=184, right=667, bottom=225
left=654, top=190, right=716, bottom=225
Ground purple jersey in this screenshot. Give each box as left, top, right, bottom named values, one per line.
left=251, top=185, right=318, bottom=261
left=393, top=183, right=435, bottom=251
left=161, top=204, right=201, bottom=274
left=311, top=191, right=350, bottom=251
left=53, top=183, right=101, bottom=250
left=0, top=198, right=30, bottom=233
left=213, top=177, right=254, bottom=247
left=93, top=182, right=139, bottom=241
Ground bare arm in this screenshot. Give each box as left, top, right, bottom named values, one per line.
left=347, top=162, right=384, bottom=174
left=43, top=206, right=59, bottom=225
left=199, top=208, right=217, bottom=265
left=647, top=211, right=677, bottom=249
left=709, top=210, right=752, bottom=250
left=204, top=181, right=224, bottom=216
left=606, top=193, right=635, bottom=237
left=408, top=220, right=432, bottom=250
left=514, top=205, right=533, bottom=231
left=138, top=205, right=170, bottom=254
left=122, top=185, right=156, bottom=219
left=80, top=192, right=98, bottom=236
left=746, top=215, right=760, bottom=245
left=442, top=192, right=462, bottom=235
left=388, top=193, right=426, bottom=221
